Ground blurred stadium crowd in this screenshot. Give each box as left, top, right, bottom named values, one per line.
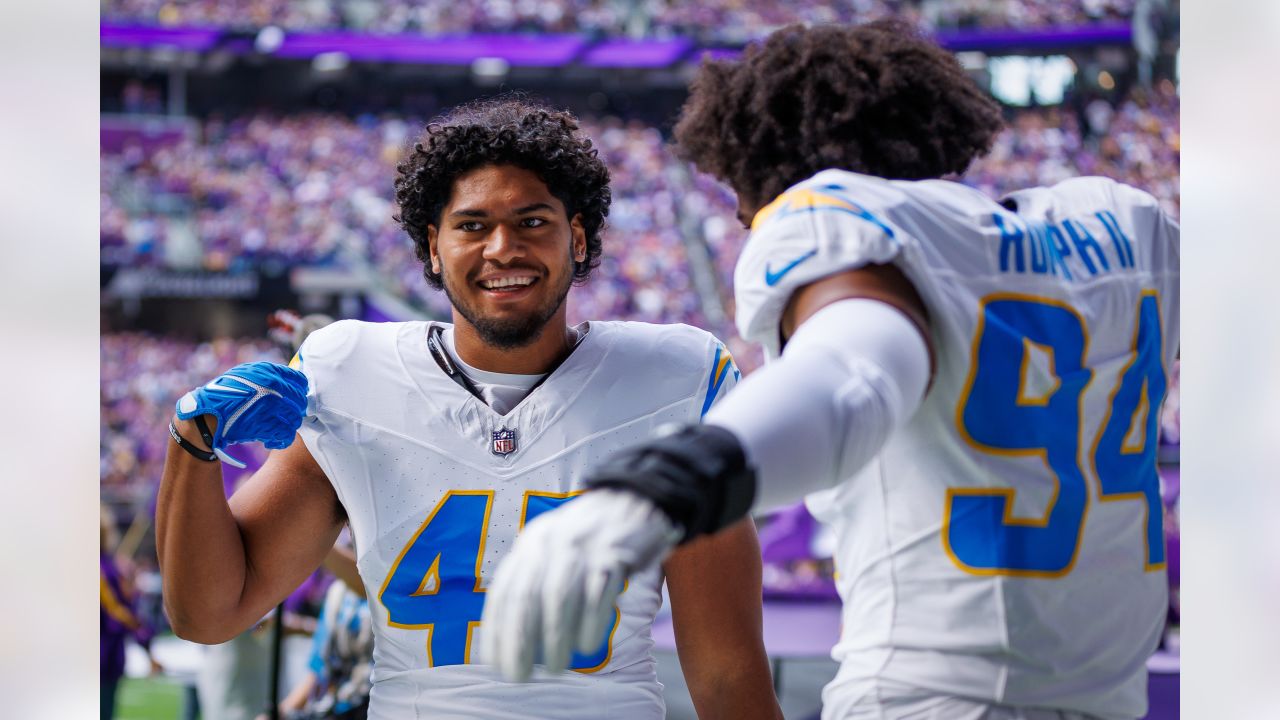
left=101, top=82, right=1180, bottom=496
left=102, top=82, right=1180, bottom=456
left=101, top=115, right=707, bottom=327
left=103, top=0, right=1138, bottom=39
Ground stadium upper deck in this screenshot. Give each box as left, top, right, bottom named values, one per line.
left=102, top=0, right=1140, bottom=40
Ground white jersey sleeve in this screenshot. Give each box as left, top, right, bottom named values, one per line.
left=290, top=319, right=384, bottom=514
left=733, top=170, right=905, bottom=359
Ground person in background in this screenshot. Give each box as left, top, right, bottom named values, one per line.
left=273, top=538, right=374, bottom=720
left=101, top=505, right=162, bottom=720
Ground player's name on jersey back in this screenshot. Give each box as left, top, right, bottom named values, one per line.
left=994, top=210, right=1137, bottom=280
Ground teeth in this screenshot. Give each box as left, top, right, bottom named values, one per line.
left=481, top=277, right=535, bottom=289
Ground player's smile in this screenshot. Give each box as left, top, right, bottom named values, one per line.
left=478, top=274, right=537, bottom=291
left=475, top=270, right=541, bottom=300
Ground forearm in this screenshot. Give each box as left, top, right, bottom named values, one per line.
left=666, top=521, right=781, bottom=720
left=156, top=416, right=253, bottom=642
left=706, top=298, right=930, bottom=510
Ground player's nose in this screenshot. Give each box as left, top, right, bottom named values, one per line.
left=481, top=223, right=525, bottom=264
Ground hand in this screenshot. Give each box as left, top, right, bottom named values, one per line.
left=175, top=362, right=308, bottom=466
left=480, top=489, right=682, bottom=681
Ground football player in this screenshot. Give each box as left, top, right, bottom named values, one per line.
left=156, top=98, right=782, bottom=720
left=483, top=21, right=1179, bottom=720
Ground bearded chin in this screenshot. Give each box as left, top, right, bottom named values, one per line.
left=467, top=312, right=551, bottom=350
left=440, top=268, right=573, bottom=350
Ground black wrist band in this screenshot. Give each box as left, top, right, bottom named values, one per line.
left=584, top=424, right=756, bottom=543
left=169, top=421, right=217, bottom=462
left=193, top=414, right=216, bottom=449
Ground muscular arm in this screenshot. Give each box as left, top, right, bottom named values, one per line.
left=705, top=264, right=934, bottom=511
left=156, top=418, right=344, bottom=644
left=665, top=518, right=782, bottom=720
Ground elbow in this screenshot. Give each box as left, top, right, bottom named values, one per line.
left=170, top=620, right=239, bottom=646
left=164, top=602, right=241, bottom=645
left=686, top=666, right=783, bottom=720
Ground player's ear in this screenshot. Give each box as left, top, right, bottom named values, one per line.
left=427, top=224, right=442, bottom=275
left=569, top=213, right=587, bottom=263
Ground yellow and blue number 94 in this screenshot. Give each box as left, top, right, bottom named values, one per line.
left=946, top=291, right=1167, bottom=577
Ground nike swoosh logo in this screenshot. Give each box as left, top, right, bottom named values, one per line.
left=206, top=379, right=250, bottom=394
left=220, top=374, right=283, bottom=434
left=764, top=249, right=818, bottom=286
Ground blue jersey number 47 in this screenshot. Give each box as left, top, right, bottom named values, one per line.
left=379, top=490, right=620, bottom=669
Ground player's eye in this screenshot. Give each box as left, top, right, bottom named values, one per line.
left=457, top=221, right=484, bottom=232
left=520, top=217, right=548, bottom=228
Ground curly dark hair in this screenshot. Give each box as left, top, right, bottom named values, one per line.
left=674, top=20, right=1004, bottom=211
left=394, top=96, right=611, bottom=289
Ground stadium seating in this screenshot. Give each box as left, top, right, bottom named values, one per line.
left=101, top=85, right=1178, bottom=333
left=98, top=78, right=1181, bottom=510
left=102, top=0, right=1138, bottom=37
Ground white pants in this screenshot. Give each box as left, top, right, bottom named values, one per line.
left=196, top=629, right=271, bottom=720
left=823, top=678, right=1108, bottom=720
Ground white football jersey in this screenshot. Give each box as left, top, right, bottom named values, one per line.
left=735, top=170, right=1179, bottom=719
left=295, top=319, right=739, bottom=719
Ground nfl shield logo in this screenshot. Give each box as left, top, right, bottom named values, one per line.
left=491, top=427, right=518, bottom=456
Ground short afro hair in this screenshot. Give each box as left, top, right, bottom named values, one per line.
left=395, top=96, right=611, bottom=289
left=674, top=20, right=1004, bottom=211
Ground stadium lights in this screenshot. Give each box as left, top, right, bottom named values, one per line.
left=255, top=25, right=285, bottom=54
left=471, top=57, right=510, bottom=85
left=989, top=55, right=1077, bottom=106
left=313, top=52, right=349, bottom=74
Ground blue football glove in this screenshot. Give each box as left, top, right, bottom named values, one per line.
left=175, top=361, right=308, bottom=468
